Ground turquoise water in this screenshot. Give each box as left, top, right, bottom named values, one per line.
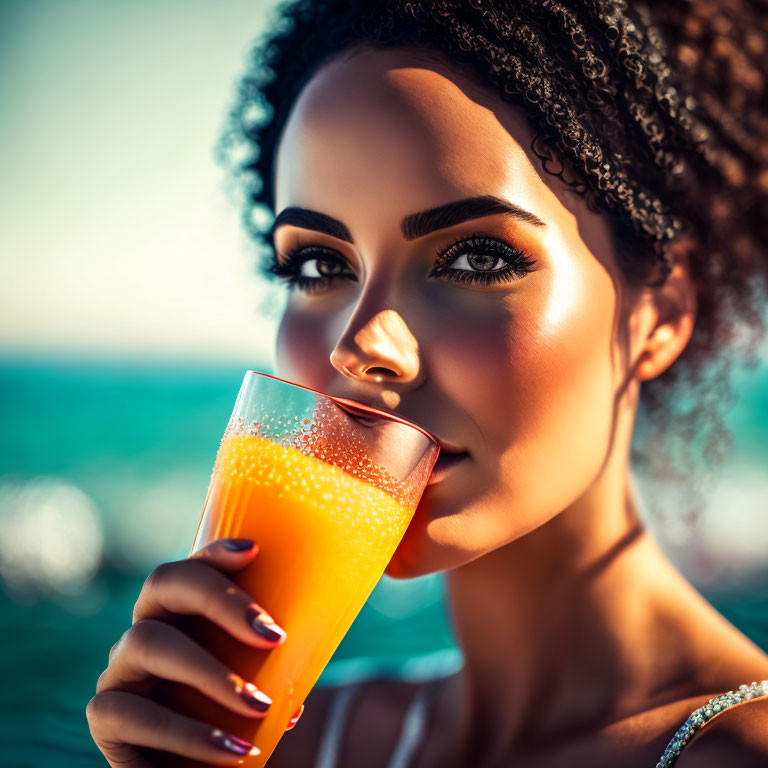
left=0, top=357, right=766, bottom=767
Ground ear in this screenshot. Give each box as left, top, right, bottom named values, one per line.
left=632, top=237, right=698, bottom=383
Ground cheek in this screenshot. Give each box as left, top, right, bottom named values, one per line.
left=429, top=264, right=618, bottom=524
left=275, top=305, right=337, bottom=391
left=488, top=263, right=619, bottom=525
left=420, top=292, right=514, bottom=390
left=425, top=292, right=516, bottom=423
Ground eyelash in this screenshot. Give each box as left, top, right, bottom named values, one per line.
left=268, top=232, right=537, bottom=293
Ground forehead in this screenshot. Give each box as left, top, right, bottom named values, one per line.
left=273, top=45, right=576, bottom=236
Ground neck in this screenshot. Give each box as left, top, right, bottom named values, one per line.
left=441, top=418, right=702, bottom=765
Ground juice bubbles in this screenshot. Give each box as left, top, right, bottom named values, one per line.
left=178, top=432, right=421, bottom=766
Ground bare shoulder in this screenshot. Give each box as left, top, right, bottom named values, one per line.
left=676, top=697, right=768, bottom=767
left=268, top=676, right=421, bottom=768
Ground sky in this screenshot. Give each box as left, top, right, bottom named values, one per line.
left=0, top=0, right=285, bottom=365
left=2, top=0, right=767, bottom=369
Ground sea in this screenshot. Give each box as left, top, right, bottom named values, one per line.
left=0, top=356, right=766, bottom=767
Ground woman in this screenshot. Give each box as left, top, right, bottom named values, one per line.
left=87, top=1, right=768, bottom=766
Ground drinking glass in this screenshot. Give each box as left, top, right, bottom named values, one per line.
left=162, top=370, right=440, bottom=766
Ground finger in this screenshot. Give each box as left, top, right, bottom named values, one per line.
left=286, top=704, right=305, bottom=730
left=189, top=537, right=260, bottom=572
left=83, top=722, right=155, bottom=768
left=126, top=536, right=259, bottom=635
left=98, top=619, right=273, bottom=719
left=86, top=690, right=260, bottom=766
left=132, top=558, right=287, bottom=649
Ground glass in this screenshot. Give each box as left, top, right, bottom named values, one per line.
left=160, top=370, right=440, bottom=766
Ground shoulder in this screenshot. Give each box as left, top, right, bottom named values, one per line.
left=268, top=676, right=420, bottom=768
left=675, top=696, right=768, bottom=767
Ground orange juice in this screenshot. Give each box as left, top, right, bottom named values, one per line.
left=175, top=433, right=416, bottom=766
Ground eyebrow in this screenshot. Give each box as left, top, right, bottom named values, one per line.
left=267, top=194, right=546, bottom=244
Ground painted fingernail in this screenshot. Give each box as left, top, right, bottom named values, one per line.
left=221, top=538, right=254, bottom=551
left=241, top=682, right=272, bottom=712
left=286, top=704, right=305, bottom=730
left=246, top=606, right=286, bottom=643
left=210, top=729, right=260, bottom=756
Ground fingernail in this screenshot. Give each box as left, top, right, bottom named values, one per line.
left=246, top=606, right=286, bottom=643
left=210, top=729, right=260, bottom=756
left=221, top=538, right=254, bottom=551
left=241, top=682, right=272, bottom=712
left=286, top=704, right=305, bottom=730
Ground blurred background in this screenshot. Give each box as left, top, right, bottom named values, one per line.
left=0, top=1, right=766, bottom=766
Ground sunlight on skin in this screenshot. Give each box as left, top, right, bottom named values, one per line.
left=381, top=390, right=401, bottom=409
left=347, top=309, right=420, bottom=383
left=538, top=241, right=582, bottom=335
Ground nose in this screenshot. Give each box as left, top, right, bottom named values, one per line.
left=329, top=308, right=423, bottom=386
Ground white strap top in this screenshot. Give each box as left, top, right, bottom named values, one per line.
left=312, top=679, right=438, bottom=768
left=313, top=684, right=359, bottom=768
left=313, top=678, right=768, bottom=768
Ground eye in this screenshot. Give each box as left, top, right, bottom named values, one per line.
left=268, top=246, right=356, bottom=292
left=430, top=233, right=537, bottom=286
left=298, top=256, right=346, bottom=278
left=448, top=252, right=506, bottom=272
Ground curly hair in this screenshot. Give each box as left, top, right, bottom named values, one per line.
left=218, top=0, right=768, bottom=524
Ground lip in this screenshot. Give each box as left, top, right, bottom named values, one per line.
left=435, top=438, right=466, bottom=453
left=332, top=400, right=381, bottom=427
left=329, top=397, right=439, bottom=445
left=326, top=392, right=467, bottom=481
left=427, top=448, right=469, bottom=485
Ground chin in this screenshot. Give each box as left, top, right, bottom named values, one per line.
left=383, top=485, right=486, bottom=578
left=384, top=546, right=440, bottom=579
left=384, top=529, right=487, bottom=578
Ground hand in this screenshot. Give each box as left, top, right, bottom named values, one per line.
left=86, top=538, right=303, bottom=767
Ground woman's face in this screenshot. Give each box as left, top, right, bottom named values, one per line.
left=272, top=45, right=649, bottom=577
